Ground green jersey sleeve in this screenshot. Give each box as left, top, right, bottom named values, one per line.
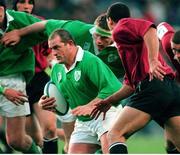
left=83, top=52, right=122, bottom=99
left=6, top=10, right=47, bottom=48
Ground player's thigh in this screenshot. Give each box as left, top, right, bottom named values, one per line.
left=100, top=132, right=109, bottom=153
left=33, top=103, right=57, bottom=128
left=68, top=143, right=100, bottom=154
left=164, top=116, right=180, bottom=149
left=6, top=116, right=26, bottom=141
left=26, top=114, right=42, bottom=135
left=109, top=106, right=151, bottom=138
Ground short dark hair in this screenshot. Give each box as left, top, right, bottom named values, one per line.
left=12, top=0, right=35, bottom=13
left=172, top=30, right=180, bottom=44
left=94, top=13, right=109, bottom=31
left=106, top=2, right=130, bottom=23
left=0, top=0, right=6, bottom=9
left=49, top=29, right=76, bottom=45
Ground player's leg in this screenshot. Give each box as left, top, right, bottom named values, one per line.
left=163, top=77, right=180, bottom=153
left=6, top=116, right=40, bottom=153
left=57, top=109, right=76, bottom=153
left=107, top=106, right=151, bottom=153
left=164, top=116, right=180, bottom=152
left=25, top=113, right=43, bottom=148
left=0, top=116, right=13, bottom=153
left=34, top=104, right=58, bottom=153
left=27, top=71, right=59, bottom=153
left=61, top=121, right=75, bottom=153
left=0, top=73, right=41, bottom=153
left=68, top=120, right=100, bottom=153
left=69, top=143, right=100, bottom=153
left=164, top=131, right=179, bottom=153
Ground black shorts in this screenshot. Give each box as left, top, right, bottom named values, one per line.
left=127, top=76, right=180, bottom=127
left=26, top=71, right=50, bottom=113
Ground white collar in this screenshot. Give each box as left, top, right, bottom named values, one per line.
left=6, top=11, right=14, bottom=23
left=64, top=46, right=84, bottom=73
left=6, top=11, right=14, bottom=30
left=0, top=11, right=14, bottom=33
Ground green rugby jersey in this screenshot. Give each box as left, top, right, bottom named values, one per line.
left=45, top=20, right=125, bottom=79
left=44, top=19, right=94, bottom=53
left=0, top=10, right=43, bottom=83
left=97, top=46, right=124, bottom=79
left=50, top=48, right=122, bottom=121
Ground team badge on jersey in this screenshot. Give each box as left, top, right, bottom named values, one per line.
left=108, top=54, right=118, bottom=63
left=83, top=42, right=91, bottom=51
left=74, top=70, right=81, bottom=81
left=57, top=72, right=62, bottom=82
left=157, top=24, right=168, bottom=40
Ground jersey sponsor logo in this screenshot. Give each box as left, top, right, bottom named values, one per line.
left=157, top=25, right=168, bottom=40
left=57, top=72, right=62, bottom=82
left=74, top=70, right=81, bottom=81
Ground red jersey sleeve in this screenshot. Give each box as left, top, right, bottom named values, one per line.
left=113, top=18, right=156, bottom=44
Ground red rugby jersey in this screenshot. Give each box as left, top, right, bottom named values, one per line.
left=112, top=18, right=175, bottom=88
left=32, top=15, right=51, bottom=73
left=157, top=22, right=180, bottom=82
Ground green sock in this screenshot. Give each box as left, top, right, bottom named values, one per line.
left=23, top=140, right=41, bottom=154
left=95, top=148, right=103, bottom=154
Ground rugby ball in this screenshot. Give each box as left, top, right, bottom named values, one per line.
left=44, top=81, right=69, bottom=115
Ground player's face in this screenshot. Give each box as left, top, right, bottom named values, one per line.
left=93, top=33, right=113, bottom=51
left=171, top=42, right=180, bottom=63
left=0, top=5, right=5, bottom=25
left=48, top=36, right=70, bottom=64
left=16, top=0, right=34, bottom=14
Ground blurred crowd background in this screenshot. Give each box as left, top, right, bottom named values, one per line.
left=6, top=0, right=180, bottom=28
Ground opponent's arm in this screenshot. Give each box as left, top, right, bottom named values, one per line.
left=144, top=27, right=166, bottom=81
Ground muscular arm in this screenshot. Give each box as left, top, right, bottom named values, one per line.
left=144, top=27, right=166, bottom=81
left=2, top=20, right=47, bottom=46
left=104, top=84, right=134, bottom=105
left=18, top=20, right=47, bottom=37
left=144, top=27, right=159, bottom=63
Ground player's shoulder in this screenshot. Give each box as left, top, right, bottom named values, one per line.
left=157, top=22, right=175, bottom=40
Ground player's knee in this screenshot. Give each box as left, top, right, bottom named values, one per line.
left=107, top=129, right=125, bottom=142
left=108, top=128, right=120, bottom=137
left=44, top=124, right=57, bottom=138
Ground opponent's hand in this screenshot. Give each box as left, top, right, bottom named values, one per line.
left=38, top=95, right=56, bottom=112
left=149, top=59, right=166, bottom=81
left=90, top=99, right=112, bottom=120
left=1, top=30, right=21, bottom=46
left=71, top=104, right=95, bottom=116
left=3, top=88, right=28, bottom=105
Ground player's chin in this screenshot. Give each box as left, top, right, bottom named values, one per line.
left=56, top=59, right=63, bottom=64
left=97, top=46, right=104, bottom=51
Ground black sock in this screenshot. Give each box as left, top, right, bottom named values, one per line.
left=166, top=148, right=180, bottom=154
left=42, top=137, right=58, bottom=154
left=109, top=142, right=128, bottom=154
